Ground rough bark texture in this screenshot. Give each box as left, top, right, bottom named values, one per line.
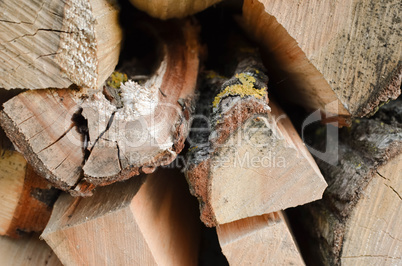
left=240, top=0, right=401, bottom=120
left=0, top=129, right=59, bottom=238
left=0, top=18, right=200, bottom=196
left=186, top=51, right=326, bottom=226
left=297, top=97, right=402, bottom=265
left=4, top=164, right=60, bottom=238
left=0, top=0, right=122, bottom=90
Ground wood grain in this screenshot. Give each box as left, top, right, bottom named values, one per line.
left=0, top=133, right=59, bottom=238
left=0, top=18, right=200, bottom=195
left=297, top=99, right=402, bottom=265
left=0, top=0, right=122, bottom=89
left=217, top=212, right=305, bottom=265
left=186, top=55, right=326, bottom=226
left=41, top=168, right=201, bottom=265
left=241, top=0, right=401, bottom=118
left=0, top=234, right=62, bottom=265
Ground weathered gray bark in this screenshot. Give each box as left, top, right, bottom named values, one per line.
left=297, top=97, right=402, bottom=265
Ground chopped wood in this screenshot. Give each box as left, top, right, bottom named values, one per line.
left=41, top=168, right=201, bottom=265
left=0, top=0, right=122, bottom=89
left=0, top=132, right=59, bottom=238
left=296, top=98, right=402, bottom=265
left=217, top=212, right=305, bottom=265
left=0, top=234, right=62, bottom=265
left=185, top=55, right=327, bottom=227
left=128, top=0, right=222, bottom=19
left=0, top=18, right=201, bottom=196
left=240, top=0, right=401, bottom=120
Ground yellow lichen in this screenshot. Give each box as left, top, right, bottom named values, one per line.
left=212, top=73, right=266, bottom=108
left=189, top=146, right=198, bottom=151
left=107, top=71, right=128, bottom=89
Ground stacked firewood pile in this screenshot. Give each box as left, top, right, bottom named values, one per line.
left=0, top=0, right=400, bottom=265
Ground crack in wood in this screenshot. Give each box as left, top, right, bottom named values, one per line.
left=88, top=111, right=116, bottom=153
left=37, top=124, right=74, bottom=154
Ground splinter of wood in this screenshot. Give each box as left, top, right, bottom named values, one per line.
left=185, top=52, right=327, bottom=227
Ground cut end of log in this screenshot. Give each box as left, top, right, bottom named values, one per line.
left=128, top=0, right=222, bottom=19
left=239, top=0, right=401, bottom=120
left=0, top=18, right=201, bottom=195
left=295, top=98, right=402, bottom=265
left=357, top=64, right=402, bottom=117
left=0, top=0, right=122, bottom=90
left=185, top=54, right=327, bottom=226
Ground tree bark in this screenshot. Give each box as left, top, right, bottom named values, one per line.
left=240, top=0, right=401, bottom=120
left=296, top=98, right=402, bottom=265
left=0, top=18, right=201, bottom=196
left=0, top=0, right=122, bottom=90
left=185, top=53, right=326, bottom=227
left=0, top=129, right=59, bottom=238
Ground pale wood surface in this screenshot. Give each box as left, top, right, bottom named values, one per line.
left=0, top=134, right=59, bottom=238
left=298, top=99, right=402, bottom=265
left=241, top=0, right=401, bottom=118
left=0, top=19, right=200, bottom=195
left=128, top=0, right=221, bottom=19
left=209, top=101, right=326, bottom=225
left=217, top=212, right=305, bottom=265
left=0, top=148, right=26, bottom=236
left=41, top=168, right=201, bottom=265
left=0, top=89, right=85, bottom=191
left=0, top=234, right=62, bottom=266
left=186, top=55, right=326, bottom=226
left=0, top=0, right=122, bottom=90
left=341, top=154, right=402, bottom=265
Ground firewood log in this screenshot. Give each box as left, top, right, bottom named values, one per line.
left=0, top=129, right=59, bottom=238
left=185, top=53, right=327, bottom=227
left=41, top=168, right=201, bottom=265
left=240, top=0, right=401, bottom=121
left=217, top=212, right=305, bottom=265
left=0, top=234, right=62, bottom=265
left=0, top=18, right=201, bottom=196
left=128, top=0, right=222, bottom=19
left=295, top=98, right=402, bottom=265
left=0, top=0, right=122, bottom=89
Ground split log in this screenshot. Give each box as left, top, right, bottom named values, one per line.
left=185, top=54, right=327, bottom=227
left=0, top=234, right=62, bottom=265
left=217, top=212, right=305, bottom=265
left=0, top=130, right=59, bottom=238
left=296, top=98, right=402, bottom=265
left=0, top=18, right=200, bottom=196
left=41, top=168, right=201, bottom=265
left=240, top=0, right=401, bottom=120
left=0, top=0, right=122, bottom=89
left=128, top=0, right=221, bottom=19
